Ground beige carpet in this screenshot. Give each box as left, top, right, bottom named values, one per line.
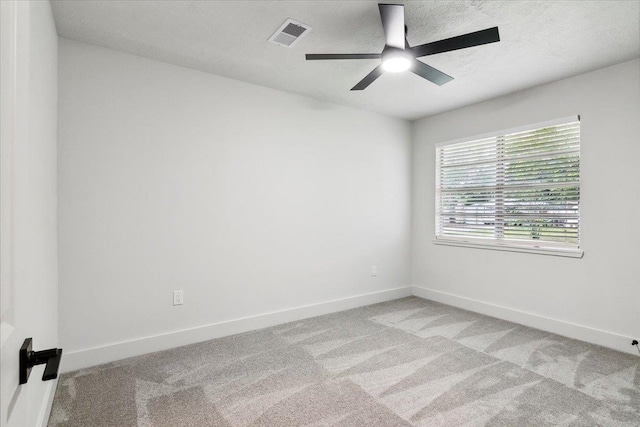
left=49, top=297, right=640, bottom=426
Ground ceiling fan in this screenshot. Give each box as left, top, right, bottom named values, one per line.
left=305, top=3, right=500, bottom=91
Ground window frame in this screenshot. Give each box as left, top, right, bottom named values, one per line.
left=434, top=116, right=583, bottom=258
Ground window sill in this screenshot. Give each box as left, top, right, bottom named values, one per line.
left=432, top=239, right=584, bottom=258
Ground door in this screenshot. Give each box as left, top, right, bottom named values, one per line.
left=1, top=1, right=59, bottom=426
left=1, top=2, right=32, bottom=425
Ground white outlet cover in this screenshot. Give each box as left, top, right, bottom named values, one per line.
left=173, top=290, right=184, bottom=306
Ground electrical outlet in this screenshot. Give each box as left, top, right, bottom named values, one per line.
left=371, top=266, right=377, bottom=276
left=173, top=290, right=184, bottom=306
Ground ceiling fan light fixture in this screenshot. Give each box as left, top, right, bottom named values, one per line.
left=381, top=49, right=412, bottom=73
left=382, top=56, right=411, bottom=73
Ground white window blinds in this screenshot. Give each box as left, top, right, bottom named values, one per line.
left=435, top=117, right=580, bottom=252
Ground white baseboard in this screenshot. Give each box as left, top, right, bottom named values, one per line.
left=412, top=285, right=637, bottom=356
left=61, top=286, right=413, bottom=373
left=37, top=378, right=57, bottom=427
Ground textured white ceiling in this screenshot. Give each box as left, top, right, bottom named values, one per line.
left=51, top=1, right=640, bottom=120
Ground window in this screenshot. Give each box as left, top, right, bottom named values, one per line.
left=435, top=116, right=581, bottom=257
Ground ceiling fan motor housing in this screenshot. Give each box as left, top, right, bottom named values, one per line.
left=381, top=46, right=412, bottom=60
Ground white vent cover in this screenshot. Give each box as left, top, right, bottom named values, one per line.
left=268, top=19, right=311, bottom=48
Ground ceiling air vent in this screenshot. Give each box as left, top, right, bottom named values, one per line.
left=269, top=19, right=311, bottom=48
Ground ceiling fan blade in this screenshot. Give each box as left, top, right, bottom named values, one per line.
left=379, top=4, right=405, bottom=49
left=351, top=65, right=385, bottom=91
left=410, top=60, right=453, bottom=86
left=411, top=27, right=500, bottom=57
left=306, top=53, right=381, bottom=60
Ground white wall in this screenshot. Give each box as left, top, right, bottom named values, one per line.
left=0, top=0, right=58, bottom=425
left=412, top=59, right=640, bottom=353
left=57, top=39, right=411, bottom=368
